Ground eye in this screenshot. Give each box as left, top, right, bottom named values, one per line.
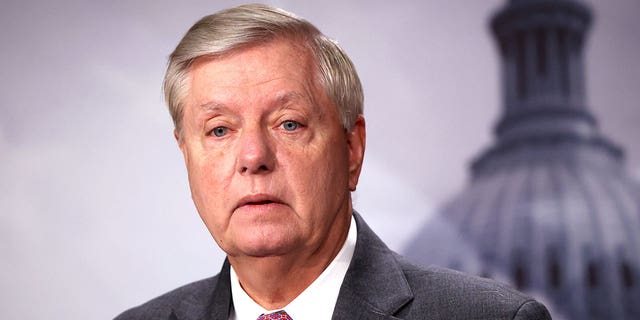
left=281, top=120, right=300, bottom=131
left=211, top=126, right=228, bottom=137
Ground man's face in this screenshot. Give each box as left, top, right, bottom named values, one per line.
left=178, top=39, right=365, bottom=259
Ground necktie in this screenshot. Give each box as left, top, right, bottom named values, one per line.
left=257, top=310, right=293, bottom=320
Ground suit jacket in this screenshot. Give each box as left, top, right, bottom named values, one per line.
left=115, top=213, right=551, bottom=320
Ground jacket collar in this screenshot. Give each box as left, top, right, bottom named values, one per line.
left=331, top=212, right=414, bottom=319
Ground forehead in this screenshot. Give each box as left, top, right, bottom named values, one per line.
left=188, top=39, right=317, bottom=91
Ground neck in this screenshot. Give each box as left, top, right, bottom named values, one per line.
left=229, top=210, right=352, bottom=310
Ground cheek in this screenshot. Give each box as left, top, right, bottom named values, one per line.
left=187, top=150, right=235, bottom=219
left=199, top=151, right=233, bottom=183
left=282, top=137, right=350, bottom=203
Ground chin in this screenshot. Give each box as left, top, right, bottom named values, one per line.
left=234, top=232, right=300, bottom=258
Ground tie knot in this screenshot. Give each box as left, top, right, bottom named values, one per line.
left=257, top=310, right=292, bottom=320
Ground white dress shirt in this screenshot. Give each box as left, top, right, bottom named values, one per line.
left=228, top=215, right=357, bottom=320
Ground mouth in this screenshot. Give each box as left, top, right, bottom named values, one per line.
left=235, top=194, right=285, bottom=211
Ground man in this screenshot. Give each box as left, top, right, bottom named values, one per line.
left=117, top=4, right=550, bottom=320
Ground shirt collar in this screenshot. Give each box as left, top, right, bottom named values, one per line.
left=229, top=215, right=357, bottom=320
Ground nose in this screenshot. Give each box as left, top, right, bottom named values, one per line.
left=236, top=127, right=275, bottom=175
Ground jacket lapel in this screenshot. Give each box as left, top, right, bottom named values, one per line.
left=172, top=260, right=233, bottom=320
left=332, top=212, right=414, bottom=319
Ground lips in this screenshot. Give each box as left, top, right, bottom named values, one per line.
left=234, top=194, right=285, bottom=211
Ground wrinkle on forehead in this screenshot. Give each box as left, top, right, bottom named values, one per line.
left=198, top=91, right=311, bottom=112
left=186, top=39, right=330, bottom=118
left=189, top=39, right=312, bottom=83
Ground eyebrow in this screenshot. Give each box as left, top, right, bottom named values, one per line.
left=275, top=91, right=305, bottom=105
left=275, top=91, right=318, bottom=112
left=199, top=101, right=228, bottom=113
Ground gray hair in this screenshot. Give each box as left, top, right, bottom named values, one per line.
left=164, top=4, right=364, bottom=134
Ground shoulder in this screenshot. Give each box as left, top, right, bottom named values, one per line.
left=114, top=275, right=220, bottom=320
left=349, top=213, right=550, bottom=319
left=394, top=254, right=550, bottom=319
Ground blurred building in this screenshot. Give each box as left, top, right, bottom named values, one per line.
left=404, top=0, right=640, bottom=319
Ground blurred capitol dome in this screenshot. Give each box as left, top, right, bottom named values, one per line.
left=404, top=0, right=640, bottom=319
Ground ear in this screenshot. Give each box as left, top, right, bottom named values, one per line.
left=175, top=128, right=189, bottom=165
left=174, top=128, right=181, bottom=142
left=347, top=115, right=366, bottom=191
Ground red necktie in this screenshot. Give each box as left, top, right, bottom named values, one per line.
left=257, top=310, right=293, bottom=320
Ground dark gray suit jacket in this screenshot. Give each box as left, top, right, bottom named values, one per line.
left=116, top=213, right=551, bottom=319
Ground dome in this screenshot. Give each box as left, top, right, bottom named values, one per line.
left=417, top=137, right=640, bottom=318
left=404, top=0, right=640, bottom=319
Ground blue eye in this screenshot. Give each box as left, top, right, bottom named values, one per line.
left=211, top=126, right=228, bottom=137
left=282, top=120, right=299, bottom=131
